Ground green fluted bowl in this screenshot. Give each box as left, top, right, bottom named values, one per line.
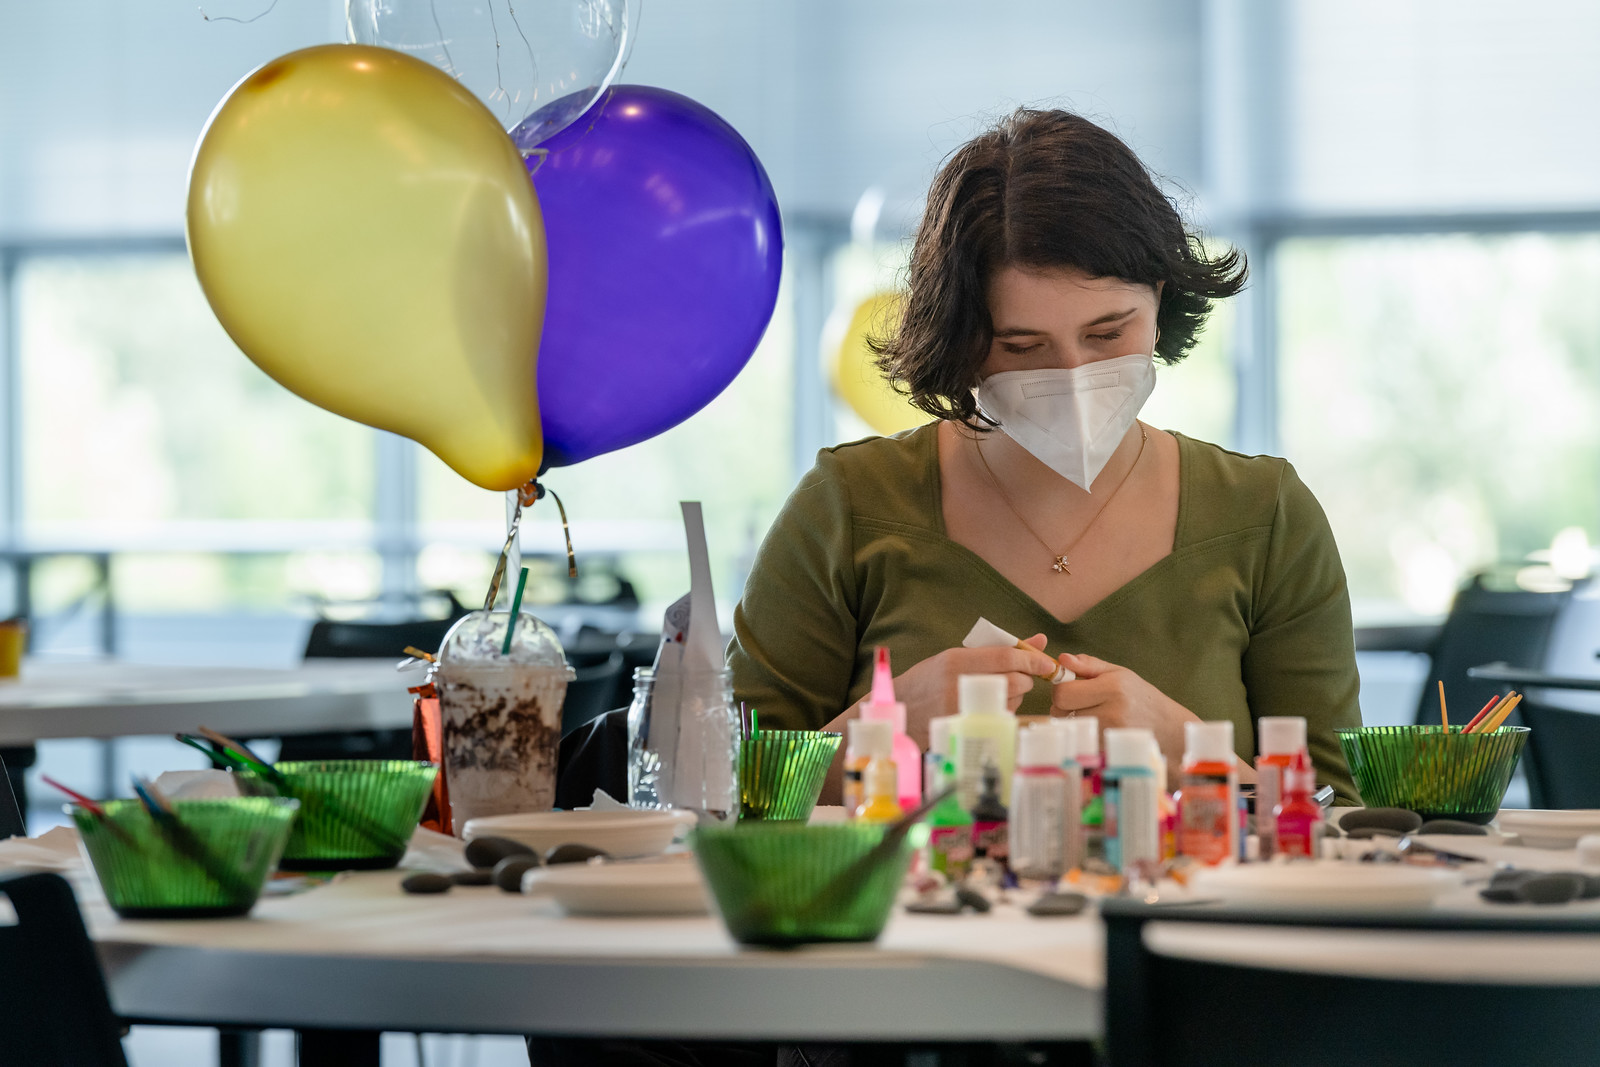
left=1337, top=725, right=1529, bottom=824
left=74, top=796, right=299, bottom=918
left=255, top=760, right=437, bottom=870
left=738, top=730, right=842, bottom=821
left=692, top=821, right=923, bottom=945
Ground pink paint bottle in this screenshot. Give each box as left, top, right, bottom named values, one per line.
left=860, top=646, right=922, bottom=810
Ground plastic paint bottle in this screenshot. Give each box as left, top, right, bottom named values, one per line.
left=843, top=719, right=892, bottom=819
left=1177, top=721, right=1239, bottom=866
left=1103, top=727, right=1160, bottom=874
left=1274, top=749, right=1323, bottom=860
left=1254, top=716, right=1307, bottom=860
left=1151, top=736, right=1177, bottom=862
left=926, top=758, right=975, bottom=880
left=926, top=715, right=957, bottom=800
left=970, top=763, right=1009, bottom=868
left=1048, top=719, right=1084, bottom=870
left=1074, top=716, right=1105, bottom=862
left=1011, top=726, right=1068, bottom=879
left=859, top=646, right=923, bottom=810
left=950, top=675, right=1018, bottom=809
left=856, top=750, right=903, bottom=823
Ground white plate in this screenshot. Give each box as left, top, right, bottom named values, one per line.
left=1189, top=863, right=1459, bottom=910
left=460, top=809, right=696, bottom=859
left=1495, top=809, right=1600, bottom=848
left=521, top=856, right=709, bottom=916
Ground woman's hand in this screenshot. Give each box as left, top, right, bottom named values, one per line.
left=892, top=634, right=1058, bottom=748
left=1050, top=653, right=1201, bottom=777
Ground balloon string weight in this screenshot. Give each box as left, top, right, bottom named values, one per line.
left=481, top=479, right=578, bottom=613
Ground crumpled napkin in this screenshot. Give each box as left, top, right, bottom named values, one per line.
left=0, top=826, right=83, bottom=873
left=398, top=826, right=472, bottom=873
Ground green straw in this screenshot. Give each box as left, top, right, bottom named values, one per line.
left=751, top=707, right=758, bottom=738
left=500, top=566, right=529, bottom=656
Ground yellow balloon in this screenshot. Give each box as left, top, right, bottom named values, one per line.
left=187, top=45, right=547, bottom=491
left=827, top=291, right=930, bottom=436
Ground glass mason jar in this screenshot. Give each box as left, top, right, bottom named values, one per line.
left=627, top=666, right=738, bottom=819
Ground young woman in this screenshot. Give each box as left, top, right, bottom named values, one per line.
left=729, top=108, right=1361, bottom=796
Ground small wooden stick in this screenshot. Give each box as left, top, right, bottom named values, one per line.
left=196, top=726, right=270, bottom=769
left=1477, top=692, right=1523, bottom=735
left=1438, top=680, right=1449, bottom=728
left=40, top=774, right=106, bottom=817
left=1468, top=693, right=1514, bottom=734
left=1462, top=693, right=1501, bottom=733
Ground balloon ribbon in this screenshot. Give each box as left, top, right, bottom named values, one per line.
left=481, top=480, right=578, bottom=613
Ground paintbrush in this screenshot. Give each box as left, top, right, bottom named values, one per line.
left=132, top=775, right=255, bottom=900
left=194, top=727, right=410, bottom=856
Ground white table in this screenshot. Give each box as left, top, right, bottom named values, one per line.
left=0, top=821, right=1582, bottom=1065
left=0, top=659, right=418, bottom=744
left=92, top=870, right=1103, bottom=1046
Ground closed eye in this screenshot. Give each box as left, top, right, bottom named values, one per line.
left=1088, top=329, right=1123, bottom=343
left=1000, top=343, right=1042, bottom=355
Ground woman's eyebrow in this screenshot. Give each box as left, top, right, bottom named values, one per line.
left=992, top=326, right=1047, bottom=338
left=1084, top=307, right=1137, bottom=327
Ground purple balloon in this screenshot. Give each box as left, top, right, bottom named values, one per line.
left=528, top=86, right=784, bottom=469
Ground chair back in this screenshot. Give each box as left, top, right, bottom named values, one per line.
left=304, top=616, right=464, bottom=660
left=0, top=872, right=129, bottom=1067
left=1517, top=698, right=1600, bottom=808
left=1103, top=900, right=1600, bottom=1067
left=1415, top=573, right=1567, bottom=726
left=561, top=652, right=626, bottom=737
left=0, top=751, right=24, bottom=839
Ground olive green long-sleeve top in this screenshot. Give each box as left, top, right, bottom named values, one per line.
left=728, top=425, right=1363, bottom=801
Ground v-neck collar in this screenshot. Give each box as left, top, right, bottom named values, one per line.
left=921, top=424, right=1194, bottom=629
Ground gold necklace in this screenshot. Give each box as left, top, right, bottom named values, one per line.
left=973, top=425, right=1149, bottom=575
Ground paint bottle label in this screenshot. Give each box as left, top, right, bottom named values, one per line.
left=955, top=735, right=999, bottom=810
left=1276, top=805, right=1322, bottom=859
left=842, top=758, right=867, bottom=819
left=972, top=818, right=1009, bottom=865
left=1255, top=756, right=1290, bottom=858
left=1104, top=769, right=1159, bottom=873
left=1011, top=772, right=1065, bottom=879
left=930, top=824, right=974, bottom=879
left=1177, top=766, right=1235, bottom=865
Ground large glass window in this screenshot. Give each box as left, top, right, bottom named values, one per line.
left=1279, top=232, right=1600, bottom=618
left=417, top=274, right=797, bottom=616
left=16, top=253, right=378, bottom=622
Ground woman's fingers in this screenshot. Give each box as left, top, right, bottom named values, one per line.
left=1057, top=652, right=1120, bottom=679
left=958, top=643, right=1059, bottom=679
left=1050, top=675, right=1116, bottom=715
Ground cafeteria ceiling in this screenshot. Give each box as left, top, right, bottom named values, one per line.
left=2, top=0, right=1599, bottom=241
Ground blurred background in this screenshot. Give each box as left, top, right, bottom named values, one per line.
left=6, top=0, right=1600, bottom=1061
left=3, top=0, right=1599, bottom=703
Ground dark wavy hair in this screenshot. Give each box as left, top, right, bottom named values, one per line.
left=874, top=108, right=1247, bottom=424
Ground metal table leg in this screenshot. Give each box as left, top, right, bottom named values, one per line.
left=296, top=1028, right=380, bottom=1067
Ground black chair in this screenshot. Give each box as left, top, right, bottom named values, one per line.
left=1414, top=572, right=1568, bottom=727
left=1103, top=899, right=1600, bottom=1066
left=1518, top=697, right=1600, bottom=808
left=0, top=871, right=129, bottom=1066
left=282, top=607, right=471, bottom=763
left=561, top=652, right=626, bottom=737
left=0, top=750, right=25, bottom=839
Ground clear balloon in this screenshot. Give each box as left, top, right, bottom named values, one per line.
left=528, top=85, right=784, bottom=470
left=826, top=291, right=930, bottom=436
left=346, top=0, right=633, bottom=148
left=187, top=44, right=549, bottom=491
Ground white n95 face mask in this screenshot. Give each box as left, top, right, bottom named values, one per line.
left=973, top=353, right=1157, bottom=491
